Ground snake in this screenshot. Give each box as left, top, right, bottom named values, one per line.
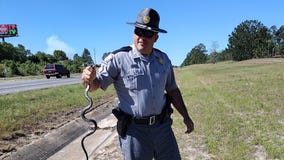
left=81, top=84, right=98, bottom=160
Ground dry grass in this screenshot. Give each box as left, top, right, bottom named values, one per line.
left=172, top=58, right=284, bottom=159
left=1, top=58, right=283, bottom=159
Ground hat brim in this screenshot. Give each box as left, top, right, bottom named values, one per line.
left=127, top=22, right=167, bottom=33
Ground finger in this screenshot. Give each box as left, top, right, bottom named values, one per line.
left=82, top=72, right=92, bottom=85
left=87, top=66, right=96, bottom=73
left=91, top=66, right=96, bottom=71
left=83, top=69, right=92, bottom=76
left=85, top=65, right=93, bottom=71
left=82, top=81, right=88, bottom=88
left=82, top=67, right=92, bottom=77
left=81, top=72, right=89, bottom=81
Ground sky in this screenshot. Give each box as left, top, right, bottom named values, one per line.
left=0, top=0, right=283, bottom=66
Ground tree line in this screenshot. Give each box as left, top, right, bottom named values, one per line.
left=0, top=42, right=94, bottom=77
left=181, top=20, right=284, bottom=66
left=1, top=19, right=284, bottom=77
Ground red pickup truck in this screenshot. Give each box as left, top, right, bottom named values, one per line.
left=42, top=64, right=70, bottom=79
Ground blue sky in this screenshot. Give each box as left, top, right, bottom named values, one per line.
left=0, top=0, right=283, bottom=66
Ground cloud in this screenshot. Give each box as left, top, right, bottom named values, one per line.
left=45, top=35, right=76, bottom=59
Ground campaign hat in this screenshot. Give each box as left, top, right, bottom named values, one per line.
left=127, top=8, right=167, bottom=33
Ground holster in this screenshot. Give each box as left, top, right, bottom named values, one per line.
left=160, top=94, right=174, bottom=122
left=112, top=94, right=173, bottom=137
left=112, top=108, right=131, bottom=138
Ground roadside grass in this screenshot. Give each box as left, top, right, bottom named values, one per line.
left=1, top=59, right=283, bottom=159
left=0, top=75, right=44, bottom=82
left=0, top=84, right=115, bottom=139
left=173, top=59, right=284, bottom=159
left=0, top=73, right=82, bottom=82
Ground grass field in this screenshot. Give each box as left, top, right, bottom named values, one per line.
left=0, top=84, right=114, bottom=139
left=0, top=58, right=283, bottom=159
left=173, top=58, right=284, bottom=159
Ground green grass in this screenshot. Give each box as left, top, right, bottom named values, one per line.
left=0, top=84, right=115, bottom=138
left=173, top=59, right=284, bottom=159
left=0, top=75, right=44, bottom=82
left=1, top=59, right=283, bottom=159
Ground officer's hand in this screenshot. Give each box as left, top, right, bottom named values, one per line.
left=184, top=117, right=194, bottom=134
left=82, top=66, right=96, bottom=89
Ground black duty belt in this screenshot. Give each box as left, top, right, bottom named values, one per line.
left=133, top=114, right=163, bottom=125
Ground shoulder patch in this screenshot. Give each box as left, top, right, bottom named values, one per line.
left=104, top=54, right=114, bottom=63
left=102, top=46, right=132, bottom=65
left=153, top=48, right=171, bottom=65
left=112, top=46, right=132, bottom=54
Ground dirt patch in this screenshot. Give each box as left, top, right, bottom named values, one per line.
left=254, top=145, right=268, bottom=160
left=92, top=134, right=123, bottom=160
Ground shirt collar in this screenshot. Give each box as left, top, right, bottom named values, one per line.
left=131, top=44, right=141, bottom=59
left=131, top=44, right=153, bottom=62
left=131, top=44, right=161, bottom=63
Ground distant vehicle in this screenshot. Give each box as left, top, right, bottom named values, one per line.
left=42, top=64, right=70, bottom=79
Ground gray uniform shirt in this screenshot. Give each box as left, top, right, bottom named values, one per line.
left=96, top=45, right=177, bottom=118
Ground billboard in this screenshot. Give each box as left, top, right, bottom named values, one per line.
left=0, top=24, right=18, bottom=37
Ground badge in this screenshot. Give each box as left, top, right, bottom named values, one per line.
left=158, top=58, right=163, bottom=64
left=143, top=16, right=150, bottom=24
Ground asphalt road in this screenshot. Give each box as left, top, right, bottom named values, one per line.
left=0, top=76, right=81, bottom=95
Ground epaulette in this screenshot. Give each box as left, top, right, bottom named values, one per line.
left=112, top=46, right=132, bottom=54
left=154, top=48, right=165, bottom=54
left=102, top=46, right=132, bottom=64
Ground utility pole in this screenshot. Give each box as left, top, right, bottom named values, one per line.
left=93, top=48, right=96, bottom=66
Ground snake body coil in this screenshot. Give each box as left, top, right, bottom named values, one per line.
left=81, top=85, right=97, bottom=160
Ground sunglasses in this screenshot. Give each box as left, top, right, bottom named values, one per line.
left=134, top=28, right=155, bottom=38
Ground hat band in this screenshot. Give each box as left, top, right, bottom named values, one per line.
left=135, top=23, right=160, bottom=32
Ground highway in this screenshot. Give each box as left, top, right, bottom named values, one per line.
left=0, top=76, right=81, bottom=95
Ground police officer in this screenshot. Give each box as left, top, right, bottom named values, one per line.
left=82, top=8, right=194, bottom=160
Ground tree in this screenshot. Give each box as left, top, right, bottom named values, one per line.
left=253, top=27, right=273, bottom=58
left=208, top=41, right=220, bottom=63
left=228, top=20, right=272, bottom=61
left=0, top=43, right=5, bottom=62
left=0, top=42, right=16, bottom=62
left=271, top=25, right=284, bottom=57
left=53, top=50, right=68, bottom=61
left=34, top=51, right=48, bottom=63
left=10, top=61, right=20, bottom=75
left=46, top=54, right=57, bottom=64
left=219, top=48, right=232, bottom=61
left=181, top=43, right=207, bottom=66
left=0, top=43, right=30, bottom=63
left=82, top=48, right=93, bottom=65
left=15, top=44, right=28, bottom=63
left=73, top=53, right=80, bottom=60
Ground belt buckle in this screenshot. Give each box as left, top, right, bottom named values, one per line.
left=149, top=116, right=156, bottom=125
